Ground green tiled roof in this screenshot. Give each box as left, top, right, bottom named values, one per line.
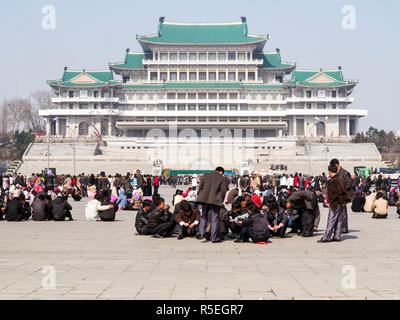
left=122, top=82, right=284, bottom=90
left=260, top=52, right=295, bottom=70
left=286, top=70, right=357, bottom=88
left=137, top=21, right=267, bottom=45
left=109, top=53, right=144, bottom=69
left=48, top=69, right=120, bottom=88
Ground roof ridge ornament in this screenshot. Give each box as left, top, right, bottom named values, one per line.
left=158, top=17, right=165, bottom=36
left=241, top=16, right=247, bottom=36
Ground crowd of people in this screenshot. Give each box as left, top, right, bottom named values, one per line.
left=1, top=159, right=399, bottom=244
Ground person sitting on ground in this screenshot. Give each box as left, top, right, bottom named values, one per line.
left=20, top=194, right=31, bottom=220
left=99, top=193, right=118, bottom=221
left=351, top=191, right=366, bottom=212
left=116, top=188, right=128, bottom=210
left=71, top=187, right=82, bottom=201
left=5, top=194, right=25, bottom=221
left=51, top=192, right=74, bottom=221
left=147, top=197, right=173, bottom=238
left=363, top=190, right=376, bottom=213
left=388, top=189, right=399, bottom=207
left=31, top=193, right=51, bottom=221
left=226, top=198, right=246, bottom=239
left=232, top=200, right=270, bottom=243
left=85, top=194, right=114, bottom=221
left=174, top=200, right=200, bottom=240
left=135, top=199, right=153, bottom=235
left=371, top=192, right=388, bottom=219
left=265, top=201, right=288, bottom=238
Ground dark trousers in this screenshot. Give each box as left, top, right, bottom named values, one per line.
left=372, top=213, right=387, bottom=219
left=150, top=221, right=173, bottom=237
left=301, top=209, right=315, bottom=236
left=240, top=226, right=269, bottom=243
left=178, top=225, right=198, bottom=237
left=199, top=204, right=220, bottom=242
left=322, top=206, right=345, bottom=241
left=153, top=185, right=159, bottom=195
left=341, top=205, right=349, bottom=233
left=270, top=224, right=288, bottom=238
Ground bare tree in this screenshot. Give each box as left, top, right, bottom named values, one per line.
left=30, top=90, right=53, bottom=132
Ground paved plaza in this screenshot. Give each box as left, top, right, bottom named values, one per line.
left=0, top=185, right=400, bottom=300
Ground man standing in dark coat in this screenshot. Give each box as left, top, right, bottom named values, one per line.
left=330, top=159, right=352, bottom=233
left=318, top=164, right=351, bottom=243
left=197, top=167, right=228, bottom=243
left=135, top=170, right=145, bottom=190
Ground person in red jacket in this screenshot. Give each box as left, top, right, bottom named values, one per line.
left=153, top=176, right=159, bottom=195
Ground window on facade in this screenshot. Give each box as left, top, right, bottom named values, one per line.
left=219, top=105, right=227, bottom=110
left=317, top=103, right=326, bottom=109
left=61, top=91, right=67, bottom=98
left=154, top=52, right=158, bottom=60
left=189, top=52, right=197, bottom=60
left=218, top=72, right=226, bottom=81
left=199, top=52, right=206, bottom=60
left=275, top=75, right=283, bottom=83
left=137, top=93, right=144, bottom=100
left=79, top=90, right=87, bottom=98
left=160, top=52, right=168, bottom=61
left=228, top=51, right=236, bottom=60
left=150, top=72, right=158, bottom=81
left=271, top=93, right=277, bottom=100
left=238, top=52, right=245, bottom=61
left=238, top=72, right=245, bottom=81
left=69, top=104, right=74, bottom=109
left=271, top=105, right=278, bottom=110
left=295, top=90, right=303, bottom=97
left=208, top=93, right=217, bottom=99
left=306, top=90, right=312, bottom=98
left=219, top=93, right=227, bottom=99
left=132, top=75, right=139, bottom=82
left=331, top=90, right=337, bottom=98
left=247, top=52, right=251, bottom=60
left=229, top=93, right=238, bottom=99
left=93, top=103, right=98, bottom=109
left=148, top=105, right=155, bottom=110
left=179, top=52, right=187, bottom=60
left=261, top=105, right=268, bottom=111
left=250, top=105, right=258, bottom=111
left=137, top=105, right=145, bottom=111
left=123, top=76, right=130, bottom=84
left=209, top=105, right=217, bottom=111
left=158, top=93, right=165, bottom=99
left=167, top=105, right=176, bottom=111
left=188, top=105, right=196, bottom=110
left=240, top=105, right=249, bottom=111
left=218, top=52, right=226, bottom=60
left=170, top=52, right=177, bottom=60
left=189, top=72, right=196, bottom=81
left=317, top=89, right=326, bottom=97
left=157, top=105, right=165, bottom=110
left=198, top=93, right=206, bottom=99
left=258, top=73, right=263, bottom=81
left=179, top=72, right=187, bottom=81
left=208, top=52, right=216, bottom=60
left=178, top=105, right=186, bottom=111
left=177, top=93, right=186, bottom=99
left=230, top=105, right=238, bottom=110
left=170, top=72, right=177, bottom=81
left=148, top=94, right=154, bottom=100
left=160, top=72, right=167, bottom=81
left=339, top=103, right=345, bottom=109
left=332, top=103, right=337, bottom=109
left=199, top=72, right=207, bottom=81
left=68, top=91, right=74, bottom=98
left=250, top=93, right=257, bottom=100
left=102, top=104, right=109, bottom=109
left=228, top=72, right=235, bottom=81
left=167, top=93, right=176, bottom=99
left=307, top=103, right=312, bottom=109
left=240, top=93, right=247, bottom=99
left=209, top=72, right=216, bottom=81
left=188, top=93, right=196, bottom=99
left=248, top=72, right=255, bottom=81
left=103, top=91, right=110, bottom=98
left=199, top=105, right=206, bottom=110
left=295, top=103, right=303, bottom=109
left=261, top=93, right=267, bottom=100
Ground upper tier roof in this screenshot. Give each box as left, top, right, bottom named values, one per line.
left=260, top=52, right=295, bottom=71
left=137, top=21, right=268, bottom=46
left=286, top=69, right=358, bottom=88
left=109, top=53, right=144, bottom=70
left=48, top=69, right=120, bottom=88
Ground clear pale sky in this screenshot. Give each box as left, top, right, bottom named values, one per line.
left=0, top=0, right=399, bottom=132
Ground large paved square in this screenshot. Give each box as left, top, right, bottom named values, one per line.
left=1, top=186, right=399, bottom=300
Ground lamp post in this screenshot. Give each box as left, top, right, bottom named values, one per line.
left=44, top=117, right=58, bottom=172
left=65, top=124, right=78, bottom=176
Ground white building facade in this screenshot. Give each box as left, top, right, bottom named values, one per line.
left=41, top=18, right=366, bottom=144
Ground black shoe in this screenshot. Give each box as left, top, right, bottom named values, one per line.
left=195, top=232, right=203, bottom=240
left=212, top=239, right=223, bottom=243
left=302, top=233, right=313, bottom=237
left=234, top=238, right=244, bottom=243
left=177, top=234, right=184, bottom=240
left=317, top=238, right=330, bottom=243
left=332, top=238, right=342, bottom=242
left=153, top=233, right=163, bottom=239
left=69, top=218, right=74, bottom=221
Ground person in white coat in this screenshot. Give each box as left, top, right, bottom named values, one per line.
left=85, top=194, right=114, bottom=221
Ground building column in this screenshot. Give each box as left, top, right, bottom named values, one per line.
left=108, top=116, right=112, bottom=136
left=293, top=115, right=297, bottom=136
left=46, top=117, right=51, bottom=136
left=346, top=116, right=350, bottom=136
left=56, top=117, right=60, bottom=136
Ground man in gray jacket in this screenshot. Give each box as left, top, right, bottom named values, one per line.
left=197, top=167, right=228, bottom=243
